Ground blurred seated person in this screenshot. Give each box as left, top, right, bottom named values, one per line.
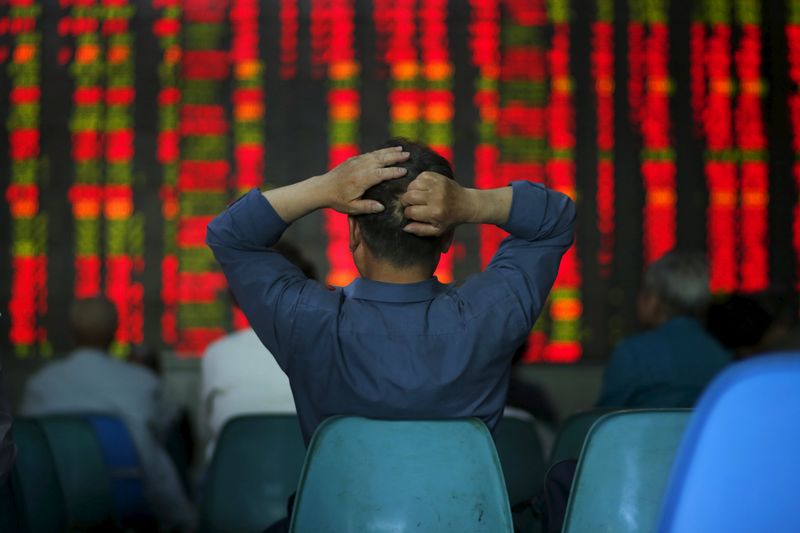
left=19, top=297, right=196, bottom=531
left=707, top=293, right=775, bottom=359
left=597, top=251, right=731, bottom=408
left=199, top=241, right=316, bottom=464
left=754, top=289, right=800, bottom=353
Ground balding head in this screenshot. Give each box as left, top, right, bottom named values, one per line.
left=70, top=297, right=118, bottom=351
left=638, top=251, right=710, bottom=327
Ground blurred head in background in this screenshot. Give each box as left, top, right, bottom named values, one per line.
left=70, top=296, right=118, bottom=351
left=637, top=251, right=710, bottom=329
left=707, top=293, right=774, bottom=359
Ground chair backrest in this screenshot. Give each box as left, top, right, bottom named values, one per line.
left=548, top=408, right=614, bottom=466
left=85, top=414, right=155, bottom=528
left=657, top=354, right=800, bottom=533
left=563, top=410, right=690, bottom=533
left=38, top=415, right=115, bottom=529
left=289, top=417, right=514, bottom=533
left=493, top=416, right=546, bottom=506
left=10, top=419, right=68, bottom=533
left=199, top=414, right=307, bottom=533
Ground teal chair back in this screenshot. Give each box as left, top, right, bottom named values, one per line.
left=548, top=409, right=614, bottom=466
left=10, top=419, right=68, bottom=533
left=289, top=417, right=514, bottom=533
left=199, top=415, right=306, bottom=532
left=562, top=410, right=690, bottom=533
left=38, top=415, right=115, bottom=529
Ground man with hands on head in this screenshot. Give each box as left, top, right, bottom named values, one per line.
left=206, top=138, right=575, bottom=445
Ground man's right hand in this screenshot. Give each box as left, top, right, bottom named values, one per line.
left=400, top=173, right=512, bottom=236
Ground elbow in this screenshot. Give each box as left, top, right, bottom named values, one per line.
left=205, top=214, right=228, bottom=252
left=552, top=191, right=577, bottom=237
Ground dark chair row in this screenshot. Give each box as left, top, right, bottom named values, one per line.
left=10, top=414, right=154, bottom=532
left=203, top=355, right=800, bottom=532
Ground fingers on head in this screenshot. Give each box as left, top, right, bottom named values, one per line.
left=374, top=147, right=410, bottom=166
left=400, top=189, right=427, bottom=206
left=403, top=222, right=439, bottom=237
left=403, top=205, right=430, bottom=221
left=377, top=166, right=408, bottom=180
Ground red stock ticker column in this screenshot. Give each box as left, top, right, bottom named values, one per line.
left=734, top=0, right=768, bottom=293
left=6, top=0, right=49, bottom=356
left=469, top=0, right=500, bottom=269
left=230, top=0, right=264, bottom=329
left=325, top=0, right=361, bottom=287
left=789, top=1, right=800, bottom=289
left=176, top=0, right=230, bottom=355
left=67, top=0, right=104, bottom=302
left=153, top=0, right=181, bottom=347
left=593, top=0, right=615, bottom=278
left=699, top=1, right=738, bottom=292
left=279, top=0, right=298, bottom=79
left=544, top=0, right=581, bottom=362
left=102, top=0, right=144, bottom=355
left=629, top=0, right=676, bottom=266
left=310, top=0, right=330, bottom=79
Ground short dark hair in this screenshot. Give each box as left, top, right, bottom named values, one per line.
left=355, top=138, right=454, bottom=267
left=70, top=296, right=118, bottom=350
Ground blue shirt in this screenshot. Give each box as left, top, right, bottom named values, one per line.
left=207, top=181, right=575, bottom=443
left=597, top=316, right=732, bottom=408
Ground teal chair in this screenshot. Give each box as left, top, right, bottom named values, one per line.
left=562, top=410, right=690, bottom=533
left=199, top=415, right=306, bottom=532
left=290, top=417, right=514, bottom=533
left=38, top=415, right=115, bottom=529
left=10, top=419, right=68, bottom=532
left=548, top=409, right=614, bottom=466
left=494, top=416, right=547, bottom=533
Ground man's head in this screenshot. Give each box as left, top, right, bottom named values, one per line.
left=637, top=251, right=710, bottom=328
left=70, top=296, right=118, bottom=351
left=350, top=138, right=455, bottom=277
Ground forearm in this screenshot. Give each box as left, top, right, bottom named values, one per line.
left=262, top=174, right=330, bottom=224
left=461, top=186, right=513, bottom=226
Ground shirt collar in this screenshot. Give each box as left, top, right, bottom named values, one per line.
left=344, top=277, right=447, bottom=303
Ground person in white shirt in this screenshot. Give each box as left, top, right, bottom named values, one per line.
left=20, top=297, right=196, bottom=531
left=199, top=241, right=316, bottom=464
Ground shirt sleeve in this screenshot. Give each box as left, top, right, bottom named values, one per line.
left=481, top=180, right=576, bottom=329
left=206, top=189, right=329, bottom=371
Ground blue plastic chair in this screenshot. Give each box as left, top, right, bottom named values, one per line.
left=200, top=415, right=307, bottom=533
left=10, top=419, right=68, bottom=533
left=289, top=417, right=513, bottom=533
left=562, top=410, right=690, bottom=533
left=85, top=414, right=155, bottom=528
left=38, top=415, right=115, bottom=529
left=657, top=354, right=800, bottom=533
